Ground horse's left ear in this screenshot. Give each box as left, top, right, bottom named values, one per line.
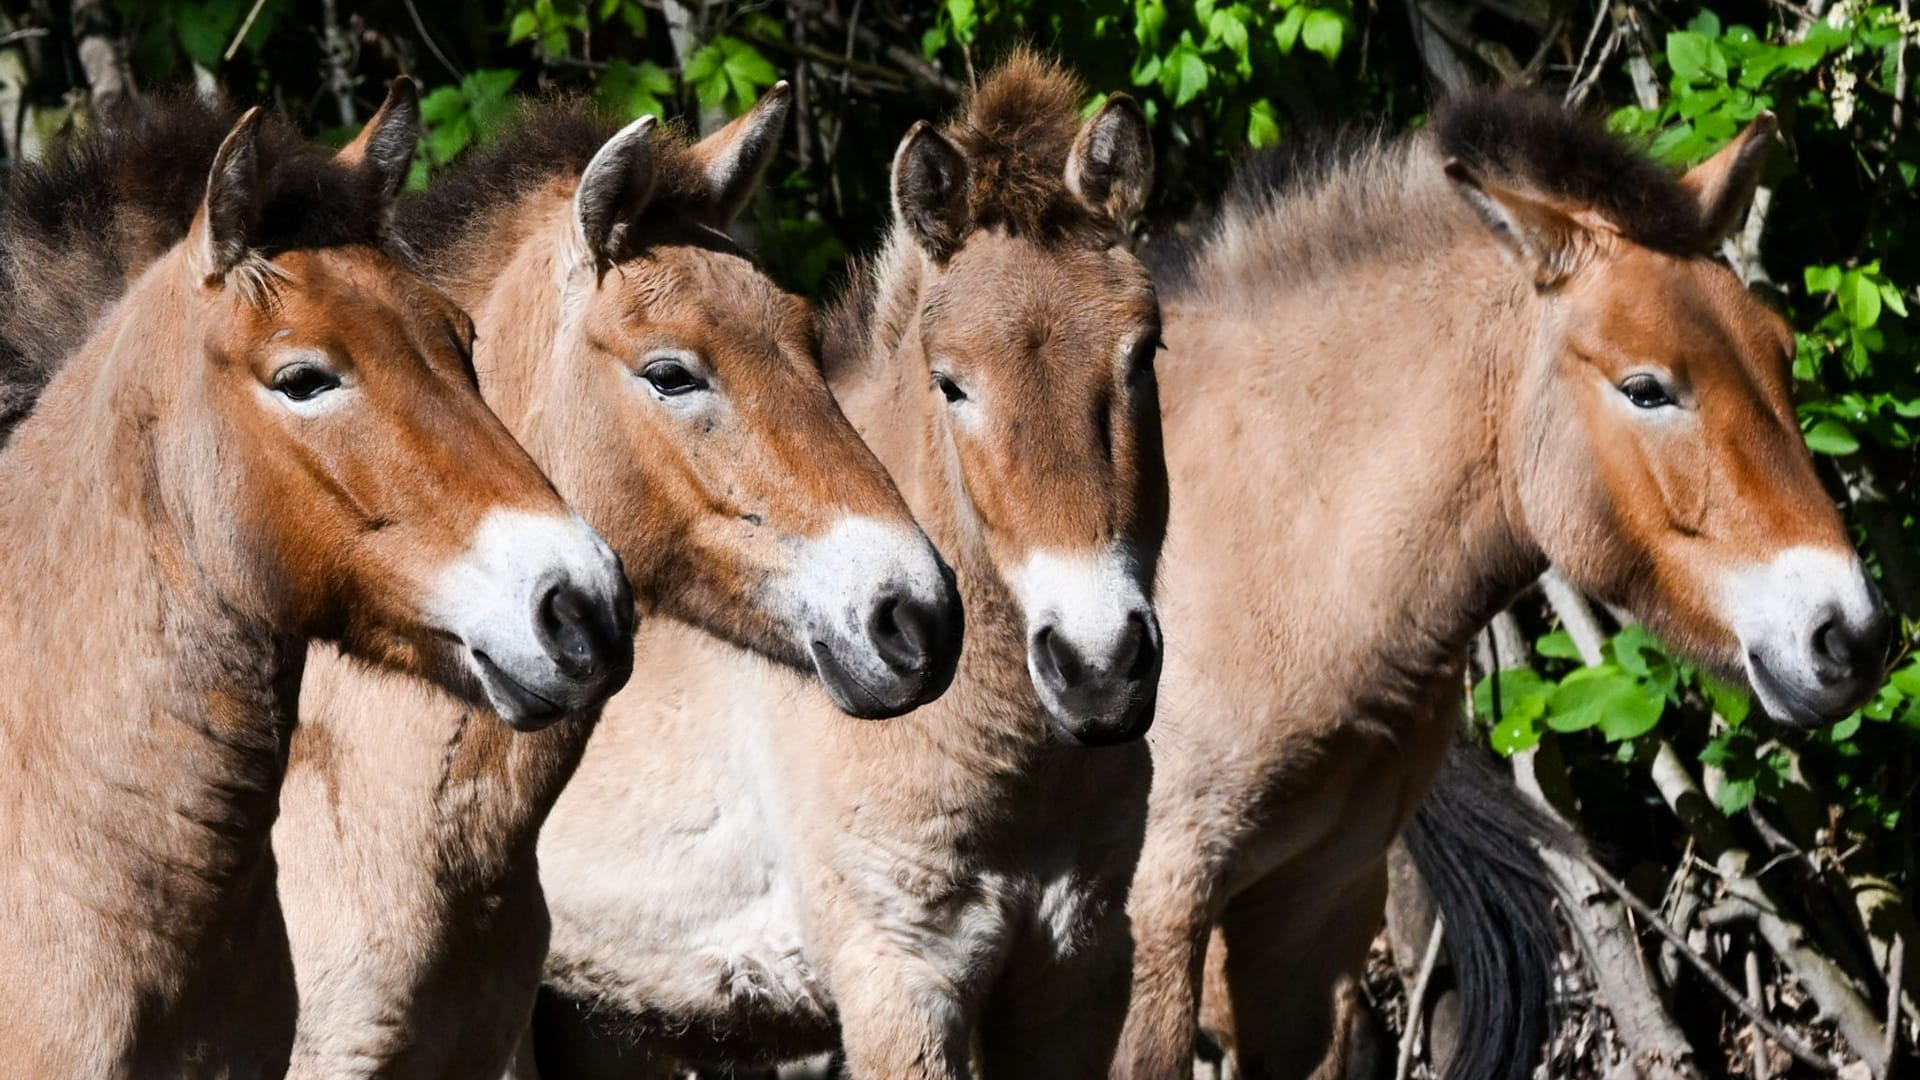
left=687, top=81, right=791, bottom=228
left=335, top=77, right=421, bottom=203
left=1067, top=93, right=1153, bottom=229
left=1445, top=159, right=1590, bottom=289
left=1680, top=113, right=1777, bottom=245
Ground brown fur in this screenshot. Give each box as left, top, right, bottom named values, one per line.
left=531, top=53, right=1167, bottom=1078
left=271, top=86, right=953, bottom=1078
left=0, top=96, right=393, bottom=443
left=0, top=95, right=598, bottom=1077
left=1115, top=98, right=1880, bottom=1078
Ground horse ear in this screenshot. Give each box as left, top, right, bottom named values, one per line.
left=574, top=115, right=660, bottom=269
left=1067, top=93, right=1153, bottom=229
left=1680, top=113, right=1777, bottom=245
left=687, top=81, right=790, bottom=228
left=1444, top=159, right=1589, bottom=289
left=892, top=121, right=970, bottom=260
left=335, top=77, right=421, bottom=202
left=191, top=107, right=267, bottom=285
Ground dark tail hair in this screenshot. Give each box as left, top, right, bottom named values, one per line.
left=1401, top=738, right=1570, bottom=1080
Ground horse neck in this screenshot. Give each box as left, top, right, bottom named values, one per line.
left=832, top=233, right=1050, bottom=761
left=1163, top=235, right=1548, bottom=712
left=0, top=286, right=298, bottom=963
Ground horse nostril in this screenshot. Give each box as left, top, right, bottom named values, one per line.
left=1037, top=626, right=1087, bottom=691
left=536, top=580, right=603, bottom=680
left=1812, top=617, right=1850, bottom=674
left=870, top=594, right=933, bottom=675
left=1118, top=611, right=1159, bottom=683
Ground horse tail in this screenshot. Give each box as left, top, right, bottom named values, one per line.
left=1401, top=738, right=1568, bottom=1080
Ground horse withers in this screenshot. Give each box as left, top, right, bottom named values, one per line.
left=0, top=85, right=633, bottom=1077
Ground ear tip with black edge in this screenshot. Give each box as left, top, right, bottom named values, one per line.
left=766, top=80, right=792, bottom=100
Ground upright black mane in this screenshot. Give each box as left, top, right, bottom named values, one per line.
left=1430, top=91, right=1704, bottom=250
left=1149, top=90, right=1712, bottom=299
left=0, top=96, right=392, bottom=445
left=392, top=99, right=708, bottom=278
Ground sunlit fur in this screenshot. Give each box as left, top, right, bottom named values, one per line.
left=1116, top=96, right=1882, bottom=1079
left=0, top=94, right=600, bottom=1075
left=529, top=52, right=1169, bottom=1078
left=273, top=88, right=954, bottom=1078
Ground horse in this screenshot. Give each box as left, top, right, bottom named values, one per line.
left=270, top=84, right=964, bottom=1079
left=528, top=53, right=1167, bottom=1078
left=0, top=83, right=632, bottom=1077
left=1113, top=93, right=1891, bottom=1079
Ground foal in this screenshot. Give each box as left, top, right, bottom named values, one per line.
left=0, top=90, right=630, bottom=1076
left=532, top=53, right=1165, bottom=1078
left=273, top=86, right=962, bottom=1079
left=1115, top=95, right=1890, bottom=1078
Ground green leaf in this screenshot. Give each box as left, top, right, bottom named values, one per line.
left=1135, top=0, right=1168, bottom=47
left=1668, top=31, right=1712, bottom=80
left=1246, top=98, right=1280, bottom=149
left=1274, top=5, right=1307, bottom=53
left=1535, top=629, right=1584, bottom=661
left=1701, top=672, right=1753, bottom=726
left=1716, top=775, right=1757, bottom=814
left=1169, top=46, right=1209, bottom=107
left=1300, top=9, right=1346, bottom=62
left=1804, top=418, right=1861, bottom=455
left=1840, top=271, right=1884, bottom=328
left=1489, top=705, right=1544, bottom=755
left=508, top=9, right=539, bottom=44
left=1805, top=264, right=1844, bottom=294
left=1473, top=667, right=1553, bottom=725
left=1545, top=665, right=1663, bottom=740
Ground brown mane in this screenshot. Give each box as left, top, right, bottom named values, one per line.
left=392, top=99, right=726, bottom=281
left=821, top=50, right=1106, bottom=381
left=0, top=96, right=393, bottom=444
left=1152, top=91, right=1715, bottom=303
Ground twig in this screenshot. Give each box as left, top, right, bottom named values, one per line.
left=221, top=0, right=268, bottom=62
left=1749, top=946, right=1774, bottom=1080
left=1577, top=851, right=1839, bottom=1075
left=1888, top=934, right=1905, bottom=1079
left=317, top=0, right=356, bottom=126
left=0, top=27, right=48, bottom=48
left=403, top=0, right=463, bottom=80
left=1564, top=0, right=1613, bottom=99
left=1397, top=915, right=1447, bottom=1080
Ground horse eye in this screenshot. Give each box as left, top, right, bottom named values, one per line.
left=1128, top=335, right=1163, bottom=383
left=932, top=372, right=967, bottom=404
left=1620, top=373, right=1676, bottom=410
left=642, top=359, right=706, bottom=397
left=271, top=363, right=340, bottom=403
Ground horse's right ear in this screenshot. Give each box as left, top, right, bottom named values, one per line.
left=336, top=77, right=421, bottom=202
left=1067, top=94, right=1153, bottom=229
left=892, top=121, right=970, bottom=260
left=574, top=115, right=660, bottom=270
left=1444, top=159, right=1590, bottom=289
left=191, top=108, right=267, bottom=285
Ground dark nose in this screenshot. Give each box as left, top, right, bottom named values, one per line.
left=1810, top=605, right=1892, bottom=691
left=535, top=577, right=629, bottom=683
left=1032, top=610, right=1162, bottom=745
left=869, top=586, right=964, bottom=688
